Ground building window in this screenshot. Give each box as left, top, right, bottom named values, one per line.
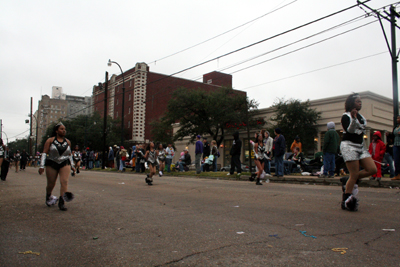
left=116, top=99, right=119, bottom=105
left=128, top=108, right=130, bottom=114
left=128, top=121, right=130, bottom=128
left=129, top=94, right=131, bottom=101
left=116, top=112, right=118, bottom=118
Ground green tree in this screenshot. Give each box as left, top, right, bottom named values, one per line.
left=38, top=113, right=122, bottom=152
left=7, top=137, right=29, bottom=154
left=271, top=98, right=321, bottom=154
left=161, top=87, right=260, bottom=146
left=150, top=118, right=174, bottom=145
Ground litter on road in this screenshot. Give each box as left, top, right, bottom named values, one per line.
left=299, top=231, right=316, bottom=239
left=18, top=250, right=40, bottom=256
left=332, top=248, right=348, bottom=255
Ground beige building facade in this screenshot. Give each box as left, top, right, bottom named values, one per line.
left=173, top=91, right=396, bottom=168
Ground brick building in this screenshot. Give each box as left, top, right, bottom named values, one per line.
left=92, top=62, right=243, bottom=143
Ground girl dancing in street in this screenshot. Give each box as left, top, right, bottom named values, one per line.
left=157, top=143, right=166, bottom=177
left=340, top=93, right=376, bottom=211
left=144, top=142, right=158, bottom=185
left=72, top=145, right=82, bottom=176
left=253, top=131, right=266, bottom=185
left=38, top=122, right=75, bottom=211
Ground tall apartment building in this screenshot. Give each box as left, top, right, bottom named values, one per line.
left=92, top=62, right=242, bottom=143
left=66, top=95, right=92, bottom=118
left=33, top=91, right=92, bottom=144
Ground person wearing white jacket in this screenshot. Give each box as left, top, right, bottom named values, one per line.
left=263, top=131, right=273, bottom=176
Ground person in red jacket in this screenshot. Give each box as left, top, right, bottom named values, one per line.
left=368, top=131, right=386, bottom=181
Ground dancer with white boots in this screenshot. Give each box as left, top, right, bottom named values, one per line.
left=253, top=131, right=267, bottom=185
left=340, top=93, right=376, bottom=211
left=157, top=143, right=166, bottom=177
left=38, top=122, right=75, bottom=211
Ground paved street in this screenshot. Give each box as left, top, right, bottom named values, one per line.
left=0, top=168, right=399, bottom=266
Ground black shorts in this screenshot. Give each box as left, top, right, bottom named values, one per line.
left=45, top=159, right=71, bottom=171
left=148, top=162, right=157, bottom=168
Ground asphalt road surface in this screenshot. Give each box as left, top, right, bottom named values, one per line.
left=1, top=168, right=399, bottom=266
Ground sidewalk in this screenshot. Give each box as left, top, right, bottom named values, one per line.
left=163, top=171, right=400, bottom=188
left=96, top=168, right=400, bottom=189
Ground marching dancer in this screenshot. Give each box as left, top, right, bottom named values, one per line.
left=144, top=142, right=158, bottom=185
left=157, top=143, right=166, bottom=177
left=38, top=122, right=75, bottom=211
left=253, top=131, right=266, bottom=185
left=340, top=93, right=376, bottom=211
left=72, top=145, right=82, bottom=176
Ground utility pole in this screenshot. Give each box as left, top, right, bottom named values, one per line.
left=102, top=73, right=108, bottom=169
left=390, top=5, right=399, bottom=126
left=29, top=97, right=33, bottom=155
left=357, top=1, right=400, bottom=127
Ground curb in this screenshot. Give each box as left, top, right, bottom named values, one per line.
left=178, top=174, right=400, bottom=188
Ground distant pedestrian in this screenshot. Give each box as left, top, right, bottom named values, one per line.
left=195, top=135, right=203, bottom=174
left=135, top=144, right=146, bottom=173
left=290, top=136, right=302, bottom=153
left=340, top=93, right=376, bottom=211
left=368, top=131, right=386, bottom=181
left=108, top=146, right=114, bottom=168
left=157, top=143, right=166, bottom=176
left=20, top=150, right=28, bottom=170
left=273, top=128, right=285, bottom=177
left=228, top=131, right=242, bottom=176
left=0, top=138, right=9, bottom=181
left=120, top=146, right=127, bottom=172
left=179, top=149, right=191, bottom=172
left=320, top=121, right=340, bottom=178
left=384, top=132, right=395, bottom=178
left=392, top=115, right=400, bottom=180
left=14, top=150, right=21, bottom=173
left=211, top=140, right=219, bottom=172
left=202, top=137, right=210, bottom=160
left=263, top=130, right=273, bottom=176
left=165, top=143, right=175, bottom=173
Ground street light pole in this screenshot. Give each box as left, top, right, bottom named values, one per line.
left=108, top=59, right=125, bottom=146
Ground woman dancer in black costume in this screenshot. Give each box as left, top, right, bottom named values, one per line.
left=39, top=122, right=75, bottom=211
left=144, top=142, right=158, bottom=185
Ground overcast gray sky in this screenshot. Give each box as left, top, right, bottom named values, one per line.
left=1, top=0, right=399, bottom=142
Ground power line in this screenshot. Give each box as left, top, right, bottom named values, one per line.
left=146, top=0, right=298, bottom=66
left=242, top=51, right=388, bottom=89
left=190, top=14, right=368, bottom=81
left=229, top=19, right=377, bottom=75
left=9, top=129, right=30, bottom=139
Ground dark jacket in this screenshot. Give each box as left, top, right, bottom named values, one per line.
left=230, top=132, right=242, bottom=156
left=323, top=129, right=340, bottom=154
left=183, top=153, right=192, bottom=165
left=386, top=133, right=394, bottom=156
left=273, top=134, right=286, bottom=157
left=195, top=140, right=203, bottom=155
left=203, top=142, right=210, bottom=157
